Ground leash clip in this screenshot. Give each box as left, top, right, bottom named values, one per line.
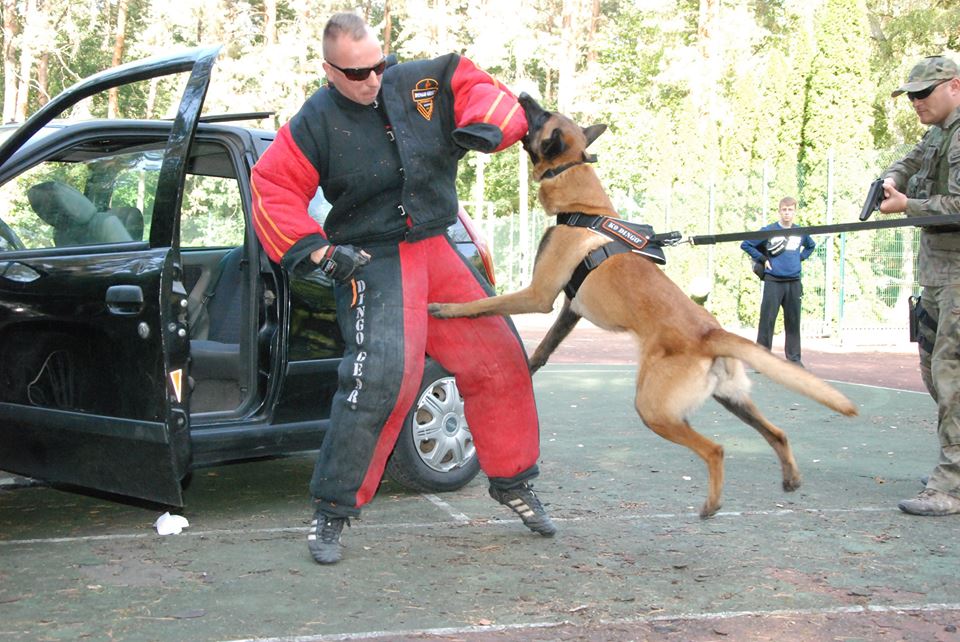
left=650, top=231, right=684, bottom=246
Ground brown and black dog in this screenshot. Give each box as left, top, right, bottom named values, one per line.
left=429, top=94, right=858, bottom=518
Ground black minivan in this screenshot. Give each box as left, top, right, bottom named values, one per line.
left=0, top=46, right=491, bottom=506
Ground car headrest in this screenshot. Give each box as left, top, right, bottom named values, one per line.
left=27, top=181, right=97, bottom=228
left=110, top=206, right=144, bottom=240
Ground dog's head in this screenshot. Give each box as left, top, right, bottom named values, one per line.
left=518, top=93, right=607, bottom=180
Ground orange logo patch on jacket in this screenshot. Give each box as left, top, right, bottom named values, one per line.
left=412, top=78, right=439, bottom=120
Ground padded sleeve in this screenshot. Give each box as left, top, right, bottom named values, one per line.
left=450, top=57, right=528, bottom=153
left=250, top=124, right=327, bottom=264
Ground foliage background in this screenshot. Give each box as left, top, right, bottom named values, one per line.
left=2, top=0, right=958, bottom=332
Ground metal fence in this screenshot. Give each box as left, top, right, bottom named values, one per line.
left=801, top=226, right=920, bottom=346
left=463, top=140, right=931, bottom=348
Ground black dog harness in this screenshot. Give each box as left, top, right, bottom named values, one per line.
left=558, top=212, right=679, bottom=299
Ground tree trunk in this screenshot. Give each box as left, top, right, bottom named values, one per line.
left=108, top=0, right=128, bottom=118
left=382, top=0, right=392, bottom=55
left=586, top=0, right=599, bottom=64
left=146, top=76, right=159, bottom=119
left=264, top=0, right=277, bottom=45
left=696, top=0, right=720, bottom=132
left=557, top=2, right=577, bottom=113
left=14, top=0, right=40, bottom=122
left=516, top=48, right=530, bottom=284
left=2, top=0, right=19, bottom=123
left=36, top=51, right=49, bottom=106
left=693, top=0, right=721, bottom=185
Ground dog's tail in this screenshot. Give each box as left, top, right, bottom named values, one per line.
left=705, top=330, right=858, bottom=417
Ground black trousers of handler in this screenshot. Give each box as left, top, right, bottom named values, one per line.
left=756, top=278, right=803, bottom=363
left=309, top=233, right=542, bottom=518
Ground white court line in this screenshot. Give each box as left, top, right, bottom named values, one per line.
left=533, top=363, right=637, bottom=370
left=540, top=363, right=926, bottom=394
left=0, top=368, right=918, bottom=547
left=420, top=493, right=471, bottom=522
left=0, top=505, right=898, bottom=546
left=827, top=379, right=926, bottom=394
left=219, top=602, right=960, bottom=642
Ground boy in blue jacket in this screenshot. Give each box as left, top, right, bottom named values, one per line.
left=741, top=197, right=817, bottom=366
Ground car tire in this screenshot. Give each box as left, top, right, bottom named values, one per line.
left=385, top=359, right=480, bottom=493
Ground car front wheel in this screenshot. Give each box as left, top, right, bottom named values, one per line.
left=385, top=359, right=480, bottom=492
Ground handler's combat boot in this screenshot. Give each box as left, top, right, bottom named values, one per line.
left=489, top=482, right=557, bottom=537
left=308, top=510, right=349, bottom=564
left=898, top=488, right=960, bottom=516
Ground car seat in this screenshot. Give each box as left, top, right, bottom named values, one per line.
left=111, top=206, right=145, bottom=241
left=189, top=246, right=245, bottom=410
left=27, top=181, right=132, bottom=246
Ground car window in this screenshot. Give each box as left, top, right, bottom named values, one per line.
left=0, top=143, right=161, bottom=249
left=179, top=142, right=244, bottom=248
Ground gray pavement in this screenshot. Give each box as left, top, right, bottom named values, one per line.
left=2, top=360, right=959, bottom=641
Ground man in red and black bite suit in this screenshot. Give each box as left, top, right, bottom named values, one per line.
left=252, top=12, right=555, bottom=565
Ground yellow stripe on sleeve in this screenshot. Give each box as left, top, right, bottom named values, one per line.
left=498, top=102, right=521, bottom=132
left=483, top=91, right=506, bottom=124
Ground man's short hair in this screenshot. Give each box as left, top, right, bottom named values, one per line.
left=323, top=13, right=369, bottom=60
left=779, top=197, right=797, bottom=209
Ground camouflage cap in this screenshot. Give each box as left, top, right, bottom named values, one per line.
left=891, top=55, right=959, bottom=97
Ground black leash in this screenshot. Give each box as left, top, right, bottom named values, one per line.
left=688, top=213, right=960, bottom=246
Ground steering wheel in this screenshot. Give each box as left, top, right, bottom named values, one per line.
left=0, top=220, right=25, bottom=251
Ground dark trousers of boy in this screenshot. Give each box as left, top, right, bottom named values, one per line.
left=756, top=277, right=802, bottom=364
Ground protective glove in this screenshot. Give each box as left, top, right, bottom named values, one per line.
left=452, top=123, right=503, bottom=152
left=314, top=244, right=371, bottom=283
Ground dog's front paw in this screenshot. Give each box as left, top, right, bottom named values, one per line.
left=699, top=501, right=722, bottom=519
left=528, top=354, right=548, bottom=374
left=782, top=473, right=802, bottom=492
left=428, top=302, right=456, bottom=319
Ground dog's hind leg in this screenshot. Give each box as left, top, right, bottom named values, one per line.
left=712, top=394, right=802, bottom=492
left=529, top=298, right=581, bottom=374
left=637, top=399, right=725, bottom=518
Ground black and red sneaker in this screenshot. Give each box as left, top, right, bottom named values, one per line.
left=307, top=511, right=349, bottom=564
left=489, top=482, right=557, bottom=537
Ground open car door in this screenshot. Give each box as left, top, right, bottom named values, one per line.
left=0, top=45, right=221, bottom=506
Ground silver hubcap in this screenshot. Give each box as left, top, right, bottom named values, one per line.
left=411, top=376, right=475, bottom=473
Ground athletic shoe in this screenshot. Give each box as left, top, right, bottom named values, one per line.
left=489, top=482, right=557, bottom=537
left=898, top=488, right=960, bottom=516
left=307, top=512, right=349, bottom=564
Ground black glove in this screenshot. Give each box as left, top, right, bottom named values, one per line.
left=316, top=244, right=371, bottom=282
left=452, top=123, right=503, bottom=153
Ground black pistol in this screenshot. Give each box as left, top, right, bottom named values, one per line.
left=859, top=178, right=885, bottom=221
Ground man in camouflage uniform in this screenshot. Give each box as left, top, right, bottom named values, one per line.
left=881, top=55, right=960, bottom=516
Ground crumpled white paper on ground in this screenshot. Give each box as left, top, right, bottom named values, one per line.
left=155, top=512, right=190, bottom=535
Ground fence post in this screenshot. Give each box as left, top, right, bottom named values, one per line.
left=518, top=145, right=529, bottom=284
left=472, top=153, right=490, bottom=258
left=760, top=160, right=768, bottom=228
left=708, top=177, right=715, bottom=283
left=838, top=231, right=846, bottom=342
left=824, top=149, right=835, bottom=335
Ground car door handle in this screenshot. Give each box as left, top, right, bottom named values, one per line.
left=106, top=285, right=144, bottom=315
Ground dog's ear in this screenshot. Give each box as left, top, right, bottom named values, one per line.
left=540, top=127, right=566, bottom=159
left=582, top=124, right=607, bottom=147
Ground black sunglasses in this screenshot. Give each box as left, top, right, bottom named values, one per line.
left=327, top=57, right=387, bottom=82
left=908, top=79, right=949, bottom=101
